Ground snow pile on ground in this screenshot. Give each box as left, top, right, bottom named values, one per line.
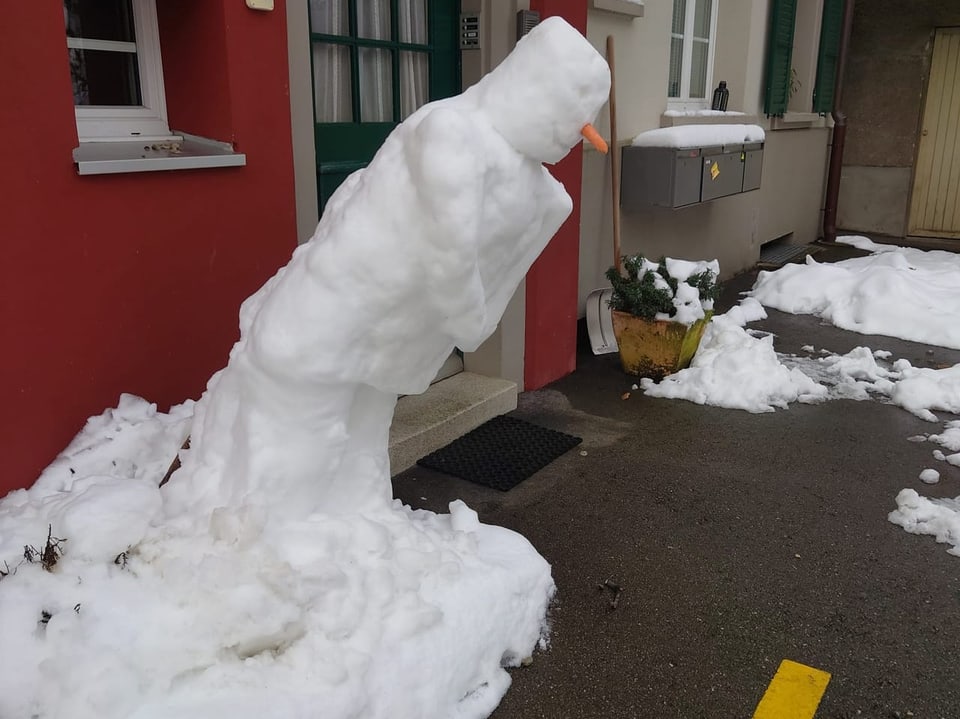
left=643, top=310, right=960, bottom=422
left=888, top=363, right=960, bottom=422
left=778, top=346, right=960, bottom=421
left=639, top=237, right=960, bottom=423
left=646, top=237, right=960, bottom=558
left=640, top=313, right=827, bottom=412
left=0, top=18, right=610, bottom=719
left=0, top=404, right=553, bottom=719
left=888, top=421, right=960, bottom=554
left=905, top=421, right=960, bottom=469
left=889, top=490, right=960, bottom=556
left=751, top=236, right=960, bottom=349
left=930, top=421, right=960, bottom=466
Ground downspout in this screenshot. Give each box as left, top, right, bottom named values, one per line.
left=822, top=0, right=856, bottom=243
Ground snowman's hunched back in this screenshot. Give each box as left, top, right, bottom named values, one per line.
left=244, top=16, right=611, bottom=396
left=163, top=18, right=611, bottom=522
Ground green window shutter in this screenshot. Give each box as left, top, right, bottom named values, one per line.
left=813, top=0, right=844, bottom=113
left=764, top=0, right=798, bottom=116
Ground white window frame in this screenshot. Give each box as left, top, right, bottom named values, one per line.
left=68, top=0, right=175, bottom=142
left=667, top=0, right=720, bottom=111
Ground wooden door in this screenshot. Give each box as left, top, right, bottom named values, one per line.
left=908, top=27, right=960, bottom=239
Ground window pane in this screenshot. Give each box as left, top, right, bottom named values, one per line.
left=693, top=0, right=713, bottom=38
left=671, top=0, right=687, bottom=34
left=309, top=0, right=348, bottom=36
left=64, top=0, right=134, bottom=42
left=398, top=0, right=428, bottom=44
left=399, top=51, right=428, bottom=119
left=313, top=43, right=353, bottom=122
left=359, top=47, right=393, bottom=121
left=668, top=37, right=683, bottom=97
left=70, top=48, right=141, bottom=105
left=357, top=0, right=391, bottom=40
left=690, top=39, right=709, bottom=98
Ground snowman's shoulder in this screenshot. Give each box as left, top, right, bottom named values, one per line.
left=406, top=103, right=503, bottom=157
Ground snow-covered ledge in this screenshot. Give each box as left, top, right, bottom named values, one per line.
left=591, top=0, right=644, bottom=18
left=660, top=110, right=760, bottom=127
left=633, top=123, right=765, bottom=149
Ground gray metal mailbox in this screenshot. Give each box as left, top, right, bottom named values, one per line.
left=620, top=146, right=703, bottom=209
left=700, top=145, right=744, bottom=202
left=620, top=140, right=764, bottom=210
left=742, top=142, right=763, bottom=192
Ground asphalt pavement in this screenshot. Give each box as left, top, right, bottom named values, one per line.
left=392, top=245, right=960, bottom=719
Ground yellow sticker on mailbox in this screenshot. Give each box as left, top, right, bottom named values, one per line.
left=710, top=162, right=720, bottom=180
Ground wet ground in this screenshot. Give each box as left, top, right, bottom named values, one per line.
left=393, top=244, right=960, bottom=718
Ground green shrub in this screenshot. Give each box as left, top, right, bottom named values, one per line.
left=605, top=254, right=720, bottom=320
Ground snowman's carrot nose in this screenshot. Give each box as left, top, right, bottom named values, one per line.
left=581, top=123, right=608, bottom=154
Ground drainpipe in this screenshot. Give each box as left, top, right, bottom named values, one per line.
left=822, top=0, right=856, bottom=243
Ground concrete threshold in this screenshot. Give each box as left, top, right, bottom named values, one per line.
left=388, top=372, right=518, bottom=476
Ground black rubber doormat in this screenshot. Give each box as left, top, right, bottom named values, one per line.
left=417, top=415, right=582, bottom=491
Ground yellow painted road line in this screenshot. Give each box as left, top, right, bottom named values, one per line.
left=752, top=659, right=831, bottom=719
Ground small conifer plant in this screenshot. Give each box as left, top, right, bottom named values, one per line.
left=605, top=254, right=720, bottom=321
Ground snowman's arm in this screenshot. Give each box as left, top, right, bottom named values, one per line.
left=405, top=107, right=487, bottom=236
left=403, top=106, right=490, bottom=337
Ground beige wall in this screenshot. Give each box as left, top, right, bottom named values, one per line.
left=579, top=0, right=832, bottom=315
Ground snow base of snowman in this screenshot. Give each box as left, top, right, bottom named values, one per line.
left=0, top=404, right=552, bottom=719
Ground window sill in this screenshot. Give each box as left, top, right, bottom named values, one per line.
left=661, top=112, right=759, bottom=127
left=591, top=0, right=644, bottom=18
left=73, top=133, right=246, bottom=176
left=770, top=112, right=827, bottom=130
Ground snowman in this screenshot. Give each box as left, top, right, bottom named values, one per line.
left=162, top=17, right=611, bottom=532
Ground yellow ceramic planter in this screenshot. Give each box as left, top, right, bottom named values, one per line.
left=611, top=310, right=712, bottom=380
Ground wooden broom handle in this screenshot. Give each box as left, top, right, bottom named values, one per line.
left=607, top=35, right=622, bottom=275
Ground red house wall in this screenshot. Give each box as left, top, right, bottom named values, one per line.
left=524, top=0, right=589, bottom=391
left=0, top=1, right=298, bottom=493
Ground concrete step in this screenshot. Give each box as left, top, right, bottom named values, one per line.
left=388, top=372, right=518, bottom=476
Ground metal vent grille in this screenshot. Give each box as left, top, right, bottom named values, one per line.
left=517, top=10, right=540, bottom=39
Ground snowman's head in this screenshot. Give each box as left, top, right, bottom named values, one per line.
left=470, top=16, right=611, bottom=164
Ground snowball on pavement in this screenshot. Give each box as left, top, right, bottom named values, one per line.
left=889, top=489, right=960, bottom=556
left=919, top=469, right=941, bottom=485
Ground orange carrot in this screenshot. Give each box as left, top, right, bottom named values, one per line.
left=581, top=123, right=608, bottom=154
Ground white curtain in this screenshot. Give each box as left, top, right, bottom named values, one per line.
left=398, top=0, right=428, bottom=119
left=311, top=0, right=351, bottom=121
left=357, top=1, right=391, bottom=121
left=310, top=0, right=430, bottom=123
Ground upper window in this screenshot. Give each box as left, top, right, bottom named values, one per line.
left=64, top=0, right=172, bottom=141
left=763, top=0, right=842, bottom=117
left=668, top=0, right=718, bottom=110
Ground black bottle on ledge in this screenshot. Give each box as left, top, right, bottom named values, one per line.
left=711, top=81, right=729, bottom=111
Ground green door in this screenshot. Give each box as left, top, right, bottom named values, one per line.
left=308, top=0, right=461, bottom=212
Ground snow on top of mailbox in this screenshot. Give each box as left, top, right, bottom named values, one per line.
left=632, top=124, right=765, bottom=149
